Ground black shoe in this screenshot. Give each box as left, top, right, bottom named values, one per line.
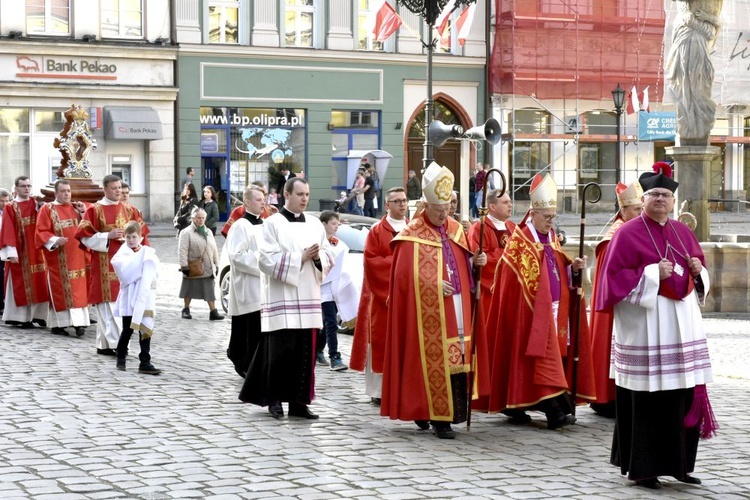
left=138, top=363, right=162, bottom=375
left=635, top=478, right=662, bottom=489
left=20, top=322, right=35, bottom=329
left=5, top=320, right=21, bottom=326
left=51, top=327, right=68, bottom=335
left=116, top=359, right=126, bottom=371
left=371, top=397, right=382, bottom=406
left=90, top=318, right=97, bottom=324
left=414, top=420, right=430, bottom=430
left=74, top=327, right=86, bottom=337
left=590, top=402, right=616, bottom=418
left=677, top=475, right=702, bottom=485
left=181, top=308, right=192, bottom=319
left=209, top=309, right=224, bottom=321
left=547, top=414, right=576, bottom=430
left=288, top=404, right=319, bottom=419
left=268, top=402, right=284, bottom=419
left=432, top=422, right=456, bottom=439
left=97, top=348, right=117, bottom=356
left=33, top=319, right=46, bottom=327
left=502, top=409, right=532, bottom=424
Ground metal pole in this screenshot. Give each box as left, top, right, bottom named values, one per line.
left=423, top=22, right=435, bottom=172
left=615, top=107, right=622, bottom=184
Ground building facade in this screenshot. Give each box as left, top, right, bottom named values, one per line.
left=175, top=0, right=488, bottom=219
left=0, top=0, right=177, bottom=221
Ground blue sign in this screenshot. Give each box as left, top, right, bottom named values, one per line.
left=638, top=111, right=676, bottom=141
left=201, top=133, right=219, bottom=153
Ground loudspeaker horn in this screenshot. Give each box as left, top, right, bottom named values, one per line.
left=429, top=120, right=464, bottom=147
left=462, top=118, right=501, bottom=145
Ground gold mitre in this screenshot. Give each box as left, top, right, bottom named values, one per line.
left=530, top=173, right=557, bottom=209
left=422, top=161, right=454, bottom=205
left=616, top=181, right=644, bottom=208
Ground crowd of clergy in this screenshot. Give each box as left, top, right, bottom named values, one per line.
left=0, top=158, right=717, bottom=490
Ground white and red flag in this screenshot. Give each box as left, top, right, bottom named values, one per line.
left=640, top=86, right=650, bottom=112
left=456, top=3, right=477, bottom=46
left=365, top=0, right=402, bottom=43
left=626, top=85, right=639, bottom=115
left=435, top=0, right=457, bottom=36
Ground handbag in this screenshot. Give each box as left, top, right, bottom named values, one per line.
left=186, top=236, right=208, bottom=278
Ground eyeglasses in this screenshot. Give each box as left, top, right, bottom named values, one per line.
left=645, top=191, right=673, bottom=199
left=388, top=199, right=408, bottom=205
left=535, top=213, right=557, bottom=222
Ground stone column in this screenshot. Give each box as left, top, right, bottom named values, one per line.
left=252, top=0, right=280, bottom=47
left=666, top=145, right=721, bottom=242
left=327, top=0, right=353, bottom=50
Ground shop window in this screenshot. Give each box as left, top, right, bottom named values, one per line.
left=0, top=137, right=30, bottom=191
left=101, top=0, right=143, bottom=39
left=358, top=0, right=384, bottom=51
left=26, top=0, right=70, bottom=35
left=285, top=0, right=315, bottom=48
left=509, top=108, right=550, bottom=135
left=509, top=142, right=549, bottom=200
left=35, top=110, right=67, bottom=132
left=330, top=111, right=381, bottom=190
left=208, top=0, right=239, bottom=43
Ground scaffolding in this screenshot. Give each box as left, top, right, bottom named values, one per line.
left=488, top=0, right=750, bottom=214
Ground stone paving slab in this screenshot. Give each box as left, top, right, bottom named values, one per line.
left=0, top=237, right=748, bottom=499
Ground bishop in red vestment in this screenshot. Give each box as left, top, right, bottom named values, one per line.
left=75, top=175, right=150, bottom=354
left=0, top=176, right=49, bottom=327
left=350, top=187, right=408, bottom=404
left=588, top=180, right=643, bottom=417
left=35, top=180, right=91, bottom=336
left=467, top=189, right=516, bottom=411
left=485, top=173, right=594, bottom=430
left=381, top=163, right=488, bottom=439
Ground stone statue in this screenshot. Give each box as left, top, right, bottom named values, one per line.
left=666, top=0, right=723, bottom=146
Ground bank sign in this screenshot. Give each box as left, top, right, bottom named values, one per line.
left=638, top=111, right=676, bottom=141
left=15, top=55, right=117, bottom=81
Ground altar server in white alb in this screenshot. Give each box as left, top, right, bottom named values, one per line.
left=239, top=177, right=333, bottom=420
left=595, top=162, right=716, bottom=490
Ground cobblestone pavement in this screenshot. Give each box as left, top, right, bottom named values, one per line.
left=0, top=232, right=748, bottom=499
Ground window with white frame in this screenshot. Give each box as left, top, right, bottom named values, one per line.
left=285, top=0, right=315, bottom=48
left=101, top=0, right=143, bottom=38
left=358, top=0, right=384, bottom=51
left=26, top=0, right=71, bottom=35
left=208, top=0, right=240, bottom=43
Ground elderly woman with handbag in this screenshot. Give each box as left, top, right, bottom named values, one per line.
left=178, top=208, right=224, bottom=321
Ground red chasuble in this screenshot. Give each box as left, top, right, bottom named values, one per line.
left=467, top=218, right=516, bottom=411
left=485, top=220, right=596, bottom=412
left=74, top=202, right=150, bottom=304
left=380, top=216, right=489, bottom=422
left=350, top=217, right=402, bottom=373
left=0, top=199, right=49, bottom=306
left=35, top=203, right=89, bottom=311
left=588, top=217, right=624, bottom=405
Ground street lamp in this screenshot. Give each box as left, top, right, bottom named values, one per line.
left=400, top=0, right=476, bottom=171
left=611, top=83, right=625, bottom=184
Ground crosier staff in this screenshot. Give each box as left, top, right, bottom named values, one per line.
left=569, top=182, right=600, bottom=416
left=466, top=168, right=506, bottom=430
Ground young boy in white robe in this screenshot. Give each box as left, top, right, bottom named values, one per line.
left=111, top=221, right=162, bottom=375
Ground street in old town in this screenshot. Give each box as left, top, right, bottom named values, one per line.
left=1, top=224, right=749, bottom=499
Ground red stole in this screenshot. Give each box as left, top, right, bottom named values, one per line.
left=36, top=203, right=89, bottom=312
left=0, top=199, right=49, bottom=305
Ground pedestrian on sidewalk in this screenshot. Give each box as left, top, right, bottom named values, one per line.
left=178, top=208, right=223, bottom=321
left=111, top=222, right=161, bottom=375
left=316, top=211, right=351, bottom=371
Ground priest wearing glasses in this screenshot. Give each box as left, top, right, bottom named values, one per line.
left=596, top=161, right=715, bottom=490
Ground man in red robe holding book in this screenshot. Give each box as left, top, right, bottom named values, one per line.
left=485, top=173, right=594, bottom=429
left=75, top=175, right=150, bottom=356
left=350, top=186, right=408, bottom=405
left=36, top=179, right=90, bottom=337
left=381, top=162, right=488, bottom=439
left=0, top=176, right=49, bottom=328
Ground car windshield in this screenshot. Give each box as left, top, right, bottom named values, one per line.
left=335, top=224, right=368, bottom=252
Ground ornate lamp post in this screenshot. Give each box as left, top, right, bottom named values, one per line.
left=400, top=0, right=476, bottom=171
left=611, top=83, right=625, bottom=184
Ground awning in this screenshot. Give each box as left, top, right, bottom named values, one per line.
left=104, top=106, right=163, bottom=140
left=346, top=149, right=393, bottom=188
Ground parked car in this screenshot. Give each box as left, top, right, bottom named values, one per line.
left=218, top=213, right=378, bottom=332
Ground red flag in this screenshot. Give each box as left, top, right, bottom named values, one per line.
left=371, top=1, right=402, bottom=42
left=435, top=0, right=456, bottom=36
left=456, top=4, right=476, bottom=47
left=626, top=85, right=639, bottom=115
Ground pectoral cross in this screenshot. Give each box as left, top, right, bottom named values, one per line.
left=446, top=265, right=454, bottom=282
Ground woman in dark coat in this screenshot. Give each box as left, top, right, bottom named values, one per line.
left=199, top=185, right=220, bottom=235
left=174, top=182, right=199, bottom=235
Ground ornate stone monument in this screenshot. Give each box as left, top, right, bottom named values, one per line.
left=41, top=104, right=104, bottom=202
left=665, top=0, right=724, bottom=241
